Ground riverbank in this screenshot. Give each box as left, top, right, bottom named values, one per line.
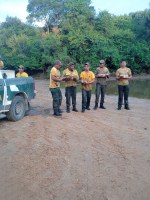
left=32, top=73, right=150, bottom=99
left=32, top=72, right=150, bottom=81
left=109, top=73, right=150, bottom=81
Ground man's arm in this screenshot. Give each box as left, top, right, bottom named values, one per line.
left=16, top=73, right=19, bottom=77
left=80, top=73, right=85, bottom=83
left=116, top=70, right=122, bottom=80
left=51, top=75, right=64, bottom=82
left=106, top=68, right=110, bottom=78
left=128, top=69, right=132, bottom=79
left=87, top=78, right=95, bottom=84
left=95, top=69, right=100, bottom=78
left=24, top=72, right=28, bottom=77
left=73, top=70, right=79, bottom=81
left=61, top=70, right=68, bottom=81
left=95, top=69, right=107, bottom=78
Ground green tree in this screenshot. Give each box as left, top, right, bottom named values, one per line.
left=130, top=9, right=150, bottom=41
left=0, top=3, right=150, bottom=74
left=27, top=0, right=65, bottom=33
left=0, top=17, right=42, bottom=70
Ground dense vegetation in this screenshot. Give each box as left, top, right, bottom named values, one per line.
left=0, top=0, right=150, bottom=74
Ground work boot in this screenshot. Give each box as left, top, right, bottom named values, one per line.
left=125, top=106, right=130, bottom=110
left=58, top=108, right=63, bottom=113
left=54, top=107, right=62, bottom=116
left=66, top=106, right=70, bottom=113
left=72, top=107, right=78, bottom=112
left=86, top=107, right=90, bottom=110
left=54, top=112, right=62, bottom=116
left=93, top=105, right=98, bottom=110
left=100, top=104, right=106, bottom=109
left=117, top=107, right=121, bottom=110
left=66, top=108, right=70, bottom=113
left=82, top=109, right=85, bottom=113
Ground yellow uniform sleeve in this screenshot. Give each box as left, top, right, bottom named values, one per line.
left=106, top=68, right=110, bottom=75
left=116, top=69, right=120, bottom=76
left=62, top=70, right=66, bottom=77
left=91, top=72, right=95, bottom=79
left=16, top=73, right=19, bottom=77
left=80, top=72, right=84, bottom=79
left=62, top=69, right=68, bottom=77
left=23, top=72, right=28, bottom=77
left=51, top=68, right=57, bottom=76
left=74, top=70, right=79, bottom=80
left=95, top=68, right=98, bottom=75
left=128, top=68, right=132, bottom=76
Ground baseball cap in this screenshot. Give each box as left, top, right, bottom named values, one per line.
left=55, top=60, right=62, bottom=66
left=19, top=65, right=24, bottom=69
left=99, top=60, right=105, bottom=64
left=85, top=62, right=90, bottom=66
left=68, top=62, right=74, bottom=66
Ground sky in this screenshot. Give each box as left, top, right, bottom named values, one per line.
left=0, top=0, right=149, bottom=23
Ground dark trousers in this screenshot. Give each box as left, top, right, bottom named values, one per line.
left=65, top=86, right=77, bottom=110
left=50, top=88, right=62, bottom=114
left=118, top=85, right=129, bottom=108
left=82, top=89, right=91, bottom=110
left=95, top=83, right=106, bottom=106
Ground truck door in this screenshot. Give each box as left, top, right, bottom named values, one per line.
left=0, top=79, right=4, bottom=110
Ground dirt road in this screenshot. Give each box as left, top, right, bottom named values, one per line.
left=0, top=80, right=150, bottom=200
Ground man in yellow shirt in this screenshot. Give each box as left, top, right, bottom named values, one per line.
left=49, top=60, right=64, bottom=116
left=116, top=60, right=132, bottom=110
left=62, top=62, right=79, bottom=113
left=80, top=63, right=95, bottom=112
left=16, top=65, right=28, bottom=77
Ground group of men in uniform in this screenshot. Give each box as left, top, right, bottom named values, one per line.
left=0, top=57, right=132, bottom=117
left=49, top=59, right=132, bottom=116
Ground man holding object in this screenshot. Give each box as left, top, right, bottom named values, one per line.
left=94, top=60, right=110, bottom=110
left=62, top=62, right=79, bottom=113
left=49, top=60, right=64, bottom=116
left=80, top=63, right=95, bottom=112
left=116, top=60, right=132, bottom=110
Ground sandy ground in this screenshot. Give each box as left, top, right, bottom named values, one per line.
left=0, top=79, right=150, bottom=200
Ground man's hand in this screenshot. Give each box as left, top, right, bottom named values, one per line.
left=116, top=75, right=123, bottom=80
left=118, top=75, right=129, bottom=79
left=52, top=75, right=62, bottom=82
left=61, top=77, right=66, bottom=81
left=65, top=76, right=73, bottom=81
left=73, top=77, right=77, bottom=81
left=96, top=74, right=106, bottom=78
left=81, top=80, right=87, bottom=84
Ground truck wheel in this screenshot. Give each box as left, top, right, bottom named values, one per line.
left=6, top=96, right=26, bottom=121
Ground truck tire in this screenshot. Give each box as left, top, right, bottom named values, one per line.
left=6, top=96, right=26, bottom=121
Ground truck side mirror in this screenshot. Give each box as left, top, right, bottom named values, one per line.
left=2, top=73, right=7, bottom=79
